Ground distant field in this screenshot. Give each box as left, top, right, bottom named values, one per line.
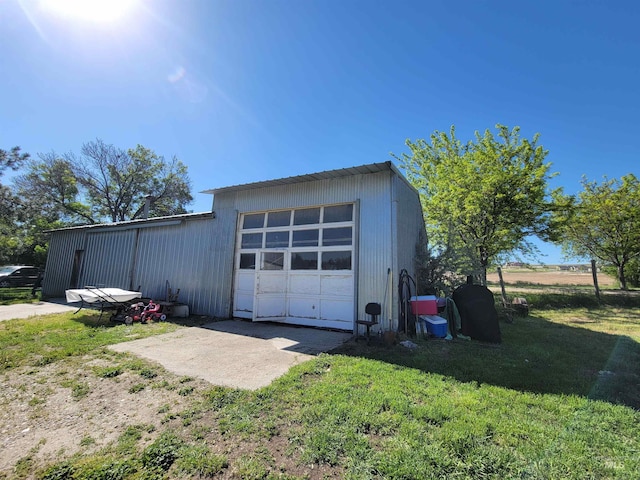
left=487, top=269, right=617, bottom=287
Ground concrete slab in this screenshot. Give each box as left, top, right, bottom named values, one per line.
left=0, top=299, right=78, bottom=322
left=109, top=320, right=353, bottom=390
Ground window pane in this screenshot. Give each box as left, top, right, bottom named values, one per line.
left=322, top=251, right=351, bottom=270
left=243, top=213, right=264, bottom=229
left=324, top=204, right=352, bottom=223
left=241, top=232, right=263, bottom=249
left=267, top=210, right=291, bottom=227
left=292, top=229, right=319, bottom=247
left=291, top=252, right=318, bottom=270
left=322, top=227, right=352, bottom=246
left=239, top=253, right=256, bottom=269
left=262, top=252, right=284, bottom=270
left=265, top=231, right=289, bottom=248
left=294, top=207, right=320, bottom=225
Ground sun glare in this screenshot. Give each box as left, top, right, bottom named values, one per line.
left=41, top=0, right=137, bottom=23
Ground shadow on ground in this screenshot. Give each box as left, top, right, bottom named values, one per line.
left=69, top=308, right=210, bottom=329
left=332, top=315, right=640, bottom=411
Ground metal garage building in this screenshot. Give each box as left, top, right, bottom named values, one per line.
left=42, top=162, right=426, bottom=332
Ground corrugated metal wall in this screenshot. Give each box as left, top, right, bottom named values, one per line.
left=80, top=230, right=137, bottom=289
left=43, top=167, right=425, bottom=327
left=43, top=215, right=237, bottom=318
left=42, top=229, right=87, bottom=297
left=356, top=173, right=395, bottom=328
left=132, top=215, right=236, bottom=317
left=394, top=175, right=427, bottom=310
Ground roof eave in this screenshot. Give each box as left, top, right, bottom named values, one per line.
left=201, top=161, right=404, bottom=195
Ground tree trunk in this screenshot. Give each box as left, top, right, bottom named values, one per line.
left=617, top=264, right=628, bottom=290
left=479, top=245, right=488, bottom=286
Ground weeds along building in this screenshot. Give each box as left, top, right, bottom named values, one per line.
left=42, top=162, right=426, bottom=332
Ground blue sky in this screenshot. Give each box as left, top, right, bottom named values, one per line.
left=1, top=0, right=638, bottom=264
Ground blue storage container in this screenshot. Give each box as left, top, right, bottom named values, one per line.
left=419, top=315, right=448, bottom=338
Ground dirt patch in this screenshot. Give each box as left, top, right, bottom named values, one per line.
left=0, top=355, right=203, bottom=476
left=0, top=349, right=344, bottom=479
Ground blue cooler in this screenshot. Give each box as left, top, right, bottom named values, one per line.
left=419, top=315, right=448, bottom=338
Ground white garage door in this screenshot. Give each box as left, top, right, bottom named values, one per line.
left=233, top=204, right=355, bottom=330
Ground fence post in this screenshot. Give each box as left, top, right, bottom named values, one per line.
left=497, top=267, right=508, bottom=305
left=497, top=266, right=513, bottom=323
left=591, top=259, right=601, bottom=303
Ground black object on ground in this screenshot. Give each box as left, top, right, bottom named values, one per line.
left=452, top=283, right=502, bottom=343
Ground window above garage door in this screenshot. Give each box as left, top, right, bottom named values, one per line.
left=237, top=203, right=354, bottom=273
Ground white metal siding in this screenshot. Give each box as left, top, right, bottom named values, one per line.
left=355, top=173, right=394, bottom=330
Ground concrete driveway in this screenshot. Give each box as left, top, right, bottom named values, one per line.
left=0, top=301, right=353, bottom=389
left=109, top=320, right=353, bottom=390
left=0, top=298, right=78, bottom=322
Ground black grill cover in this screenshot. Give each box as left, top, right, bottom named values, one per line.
left=452, top=284, right=502, bottom=343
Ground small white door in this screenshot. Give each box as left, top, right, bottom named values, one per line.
left=233, top=270, right=255, bottom=319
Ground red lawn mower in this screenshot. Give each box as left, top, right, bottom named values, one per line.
left=123, top=300, right=167, bottom=324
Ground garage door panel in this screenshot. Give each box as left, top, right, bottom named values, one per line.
left=234, top=205, right=355, bottom=329
left=233, top=271, right=255, bottom=318
left=255, top=296, right=286, bottom=319
left=321, top=275, right=353, bottom=297
left=321, top=298, right=354, bottom=322
left=234, top=293, right=254, bottom=318
left=257, top=274, right=287, bottom=294
left=288, top=297, right=319, bottom=319
left=237, top=272, right=255, bottom=292
left=289, top=274, right=320, bottom=295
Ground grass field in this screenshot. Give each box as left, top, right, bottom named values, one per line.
left=1, top=287, right=639, bottom=479
left=486, top=267, right=617, bottom=288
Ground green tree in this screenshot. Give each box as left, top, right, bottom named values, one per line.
left=15, top=152, right=89, bottom=224
left=395, top=124, right=559, bottom=285
left=16, top=139, right=193, bottom=225
left=1, top=146, right=30, bottom=222
left=0, top=146, right=29, bottom=173
left=555, top=174, right=640, bottom=290
left=0, top=147, right=30, bottom=264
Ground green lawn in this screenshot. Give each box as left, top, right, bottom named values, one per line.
left=1, top=295, right=639, bottom=479
left=0, top=287, right=40, bottom=305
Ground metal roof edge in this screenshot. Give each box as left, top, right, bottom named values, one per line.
left=386, top=161, right=420, bottom=196
left=200, top=161, right=406, bottom=195
left=45, top=211, right=214, bottom=234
